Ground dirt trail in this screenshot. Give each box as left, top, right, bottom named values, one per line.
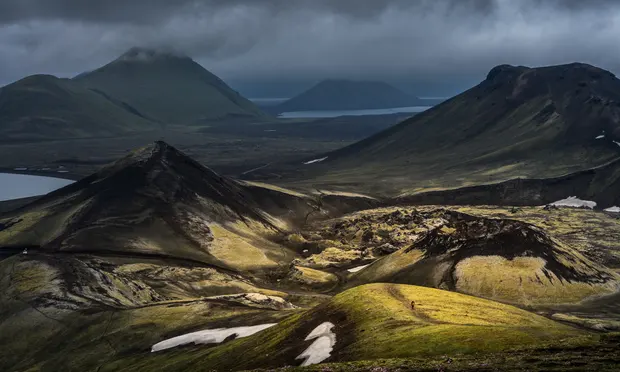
left=385, top=284, right=443, bottom=324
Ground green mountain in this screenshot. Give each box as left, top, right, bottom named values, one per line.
left=276, top=79, right=423, bottom=112
left=74, top=47, right=266, bottom=124
left=291, top=63, right=620, bottom=196
left=0, top=74, right=155, bottom=141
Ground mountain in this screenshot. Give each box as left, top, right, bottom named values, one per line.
left=0, top=74, right=155, bottom=141
left=275, top=79, right=423, bottom=112
left=290, top=63, right=620, bottom=196
left=0, top=141, right=301, bottom=269
left=74, top=47, right=266, bottom=124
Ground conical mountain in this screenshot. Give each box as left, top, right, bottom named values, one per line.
left=276, top=79, right=421, bottom=112
left=0, top=141, right=308, bottom=270
left=0, top=74, right=155, bottom=140
left=298, top=63, right=620, bottom=195
left=74, top=47, right=266, bottom=124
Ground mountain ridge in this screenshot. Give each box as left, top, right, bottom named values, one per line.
left=0, top=74, right=156, bottom=141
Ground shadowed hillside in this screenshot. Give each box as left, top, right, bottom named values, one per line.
left=0, top=74, right=156, bottom=141
left=394, top=156, right=620, bottom=208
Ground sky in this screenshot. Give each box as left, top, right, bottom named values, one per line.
left=1, top=0, right=620, bottom=96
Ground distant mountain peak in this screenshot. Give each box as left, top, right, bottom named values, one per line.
left=277, top=78, right=421, bottom=112
left=73, top=47, right=265, bottom=123
left=115, top=47, right=190, bottom=63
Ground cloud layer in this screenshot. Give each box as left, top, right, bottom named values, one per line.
left=1, top=0, right=619, bottom=94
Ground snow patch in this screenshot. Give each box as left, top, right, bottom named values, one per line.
left=347, top=264, right=370, bottom=273
left=596, top=134, right=605, bottom=139
left=614, top=141, right=620, bottom=148
left=151, top=323, right=276, bottom=352
left=549, top=196, right=597, bottom=209
left=304, top=157, right=328, bottom=165
left=13, top=167, right=27, bottom=171
left=605, top=206, right=620, bottom=213
left=296, top=322, right=336, bottom=366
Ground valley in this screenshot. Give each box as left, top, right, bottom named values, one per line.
left=0, top=114, right=412, bottom=181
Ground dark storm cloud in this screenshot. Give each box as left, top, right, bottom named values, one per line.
left=1, top=0, right=620, bottom=94
left=0, top=0, right=497, bottom=23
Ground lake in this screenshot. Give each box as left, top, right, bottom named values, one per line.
left=0, top=173, right=74, bottom=201
left=278, top=106, right=432, bottom=119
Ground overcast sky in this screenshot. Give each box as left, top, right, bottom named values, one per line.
left=1, top=0, right=619, bottom=96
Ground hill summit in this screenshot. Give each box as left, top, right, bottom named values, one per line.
left=74, top=47, right=266, bottom=124
left=276, top=79, right=422, bottom=112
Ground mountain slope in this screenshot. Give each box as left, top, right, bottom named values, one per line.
left=293, top=63, right=620, bottom=195
left=395, top=155, right=620, bottom=207
left=0, top=74, right=155, bottom=140
left=276, top=79, right=422, bottom=112
left=74, top=47, right=266, bottom=124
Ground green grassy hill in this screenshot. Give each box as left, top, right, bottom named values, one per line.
left=74, top=47, right=267, bottom=125
left=113, top=283, right=590, bottom=371
left=0, top=74, right=156, bottom=141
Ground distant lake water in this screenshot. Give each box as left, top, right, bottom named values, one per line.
left=278, top=106, right=432, bottom=119
left=0, top=173, right=74, bottom=201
